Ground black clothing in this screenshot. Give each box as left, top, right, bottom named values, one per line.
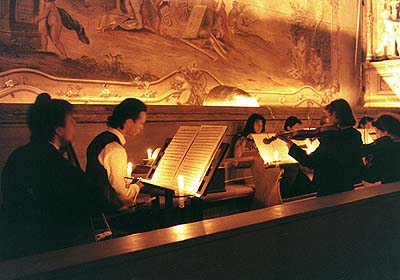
left=1, top=142, right=96, bottom=259
left=86, top=131, right=124, bottom=212
left=289, top=128, right=363, bottom=197
left=361, top=136, right=400, bottom=183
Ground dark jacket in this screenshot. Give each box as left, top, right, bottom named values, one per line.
left=86, top=131, right=124, bottom=212
left=361, top=136, right=400, bottom=184
left=288, top=128, right=363, bottom=196
left=1, top=142, right=96, bottom=259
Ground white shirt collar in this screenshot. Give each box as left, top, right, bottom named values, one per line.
left=107, top=127, right=126, bottom=145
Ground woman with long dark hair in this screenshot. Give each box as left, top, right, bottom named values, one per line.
left=234, top=113, right=266, bottom=158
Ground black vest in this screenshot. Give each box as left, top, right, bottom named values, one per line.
left=86, top=131, right=124, bottom=212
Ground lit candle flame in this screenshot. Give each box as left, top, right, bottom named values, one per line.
left=147, top=148, right=152, bottom=160
left=177, top=175, right=185, bottom=208
left=127, top=162, right=133, bottom=177
left=274, top=150, right=279, bottom=161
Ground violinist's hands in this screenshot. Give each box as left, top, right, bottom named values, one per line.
left=277, top=134, right=294, bottom=148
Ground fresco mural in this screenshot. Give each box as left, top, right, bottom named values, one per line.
left=0, top=0, right=342, bottom=106
left=364, top=0, right=400, bottom=107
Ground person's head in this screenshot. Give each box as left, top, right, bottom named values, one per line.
left=27, top=93, right=51, bottom=136
left=319, top=115, right=329, bottom=126
left=29, top=98, right=75, bottom=145
left=358, top=116, right=374, bottom=129
left=371, top=114, right=400, bottom=139
left=324, top=98, right=356, bottom=128
left=241, top=113, right=266, bottom=137
left=284, top=116, right=302, bottom=132
left=107, top=98, right=147, bottom=137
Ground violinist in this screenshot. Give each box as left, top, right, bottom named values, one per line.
left=361, top=114, right=400, bottom=184
left=276, top=116, right=314, bottom=198
left=234, top=113, right=266, bottom=158
left=278, top=99, right=363, bottom=197
left=284, top=116, right=302, bottom=132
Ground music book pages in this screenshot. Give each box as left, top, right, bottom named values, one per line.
left=357, top=128, right=376, bottom=144
left=173, top=125, right=227, bottom=194
left=142, top=125, right=227, bottom=194
left=251, top=133, right=320, bottom=164
left=147, top=126, right=200, bottom=189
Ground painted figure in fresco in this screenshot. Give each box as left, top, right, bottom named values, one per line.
left=289, top=34, right=307, bottom=80
left=213, top=0, right=234, bottom=47
left=125, top=0, right=144, bottom=29
left=309, top=48, right=325, bottom=88
left=35, top=0, right=67, bottom=59
left=227, top=1, right=240, bottom=34
left=375, top=1, right=400, bottom=57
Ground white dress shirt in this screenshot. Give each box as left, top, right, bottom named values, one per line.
left=98, top=128, right=140, bottom=206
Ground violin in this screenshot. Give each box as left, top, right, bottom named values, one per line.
left=263, top=126, right=340, bottom=144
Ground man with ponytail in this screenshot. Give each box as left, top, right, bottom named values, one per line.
left=86, top=98, right=147, bottom=211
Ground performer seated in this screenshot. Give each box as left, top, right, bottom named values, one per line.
left=284, top=116, right=302, bottom=132
left=358, top=116, right=374, bottom=129
left=1, top=95, right=98, bottom=259
left=361, top=114, right=400, bottom=184
left=280, top=116, right=315, bottom=199
left=86, top=98, right=147, bottom=211
left=279, top=99, right=363, bottom=197
left=234, top=113, right=266, bottom=158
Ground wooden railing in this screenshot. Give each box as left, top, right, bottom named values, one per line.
left=2, top=182, right=400, bottom=280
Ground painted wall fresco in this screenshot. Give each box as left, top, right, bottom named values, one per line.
left=0, top=0, right=348, bottom=106
left=364, top=0, right=400, bottom=107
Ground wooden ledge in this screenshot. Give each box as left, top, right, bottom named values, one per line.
left=1, top=182, right=400, bottom=279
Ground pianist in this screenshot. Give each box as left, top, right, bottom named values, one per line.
left=86, top=98, right=147, bottom=210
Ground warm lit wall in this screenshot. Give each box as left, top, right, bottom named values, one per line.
left=0, top=0, right=362, bottom=107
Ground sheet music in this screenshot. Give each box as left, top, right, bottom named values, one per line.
left=251, top=133, right=320, bottom=164
left=357, top=128, right=376, bottom=144
left=173, top=125, right=227, bottom=194
left=142, top=125, right=227, bottom=194
left=148, top=126, right=200, bottom=188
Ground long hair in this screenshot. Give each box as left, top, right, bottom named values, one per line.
left=325, top=99, right=356, bottom=127
left=241, top=113, right=266, bottom=137
left=107, top=98, right=147, bottom=129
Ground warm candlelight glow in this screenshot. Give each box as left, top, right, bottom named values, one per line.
left=127, top=162, right=133, bottom=177
left=147, top=148, right=152, bottom=160
left=177, top=175, right=185, bottom=208
left=178, top=175, right=184, bottom=191
left=274, top=150, right=279, bottom=161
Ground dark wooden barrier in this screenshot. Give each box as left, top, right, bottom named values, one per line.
left=2, top=182, right=400, bottom=280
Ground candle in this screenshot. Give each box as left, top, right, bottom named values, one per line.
left=127, top=162, right=133, bottom=177
left=274, top=150, right=279, bottom=161
left=147, top=148, right=152, bottom=160
left=177, top=175, right=185, bottom=208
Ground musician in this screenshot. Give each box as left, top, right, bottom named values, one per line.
left=1, top=96, right=97, bottom=258
left=234, top=113, right=266, bottom=158
left=358, top=116, right=374, bottom=129
left=361, top=114, right=400, bottom=184
left=86, top=98, right=146, bottom=210
left=284, top=116, right=302, bottom=132
left=279, top=99, right=363, bottom=196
